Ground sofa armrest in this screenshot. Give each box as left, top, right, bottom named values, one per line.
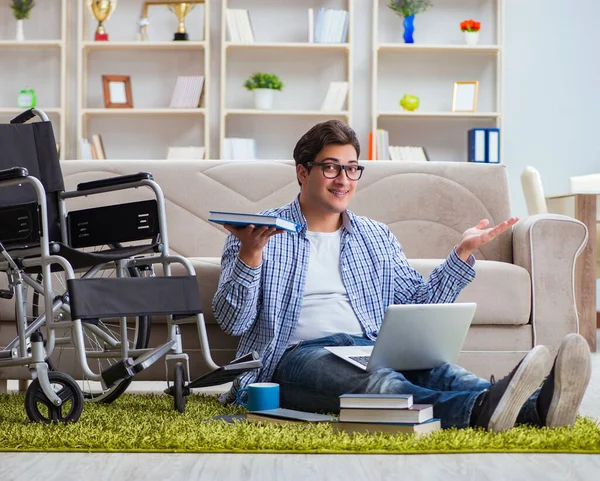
left=512, top=214, right=587, bottom=352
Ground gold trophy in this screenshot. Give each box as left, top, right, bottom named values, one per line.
left=139, top=1, right=204, bottom=42
left=169, top=2, right=196, bottom=41
left=87, top=0, right=118, bottom=41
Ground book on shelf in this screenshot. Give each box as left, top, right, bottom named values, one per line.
left=246, top=408, right=336, bottom=424
left=333, top=418, right=441, bottom=436
left=166, top=146, right=205, bottom=160
left=224, top=138, right=257, bottom=160
left=320, top=81, right=349, bottom=111
left=208, top=211, right=301, bottom=233
left=91, top=134, right=106, bottom=160
left=169, top=76, right=205, bottom=109
left=486, top=128, right=500, bottom=163
left=468, top=128, right=486, bottom=163
left=468, top=127, right=502, bottom=164
left=368, top=129, right=390, bottom=160
left=308, top=8, right=314, bottom=43
left=388, top=146, right=429, bottom=162
left=226, top=8, right=254, bottom=43
left=314, top=7, right=349, bottom=43
left=339, top=404, right=434, bottom=424
left=339, top=393, right=413, bottom=410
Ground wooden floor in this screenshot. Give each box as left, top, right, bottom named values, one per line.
left=1, top=332, right=599, bottom=481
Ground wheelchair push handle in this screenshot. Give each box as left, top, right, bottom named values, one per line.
left=10, top=109, right=50, bottom=124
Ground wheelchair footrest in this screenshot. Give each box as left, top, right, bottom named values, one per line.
left=187, top=358, right=263, bottom=390
left=101, top=340, right=177, bottom=388
left=101, top=358, right=136, bottom=388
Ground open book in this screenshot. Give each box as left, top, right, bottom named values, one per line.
left=208, top=211, right=301, bottom=233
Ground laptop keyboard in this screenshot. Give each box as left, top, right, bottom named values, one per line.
left=349, top=355, right=370, bottom=367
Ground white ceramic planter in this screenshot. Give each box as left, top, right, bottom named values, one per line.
left=463, top=31, right=479, bottom=46
left=16, top=19, right=24, bottom=42
left=253, top=88, right=274, bottom=110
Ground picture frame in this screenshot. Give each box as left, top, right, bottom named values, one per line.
left=102, top=75, right=133, bottom=108
left=452, top=81, right=479, bottom=112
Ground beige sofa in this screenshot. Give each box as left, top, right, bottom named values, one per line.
left=0, top=159, right=587, bottom=385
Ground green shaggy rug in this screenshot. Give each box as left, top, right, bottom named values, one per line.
left=1, top=393, right=599, bottom=454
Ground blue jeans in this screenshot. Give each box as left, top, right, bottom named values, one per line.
left=272, top=334, right=541, bottom=429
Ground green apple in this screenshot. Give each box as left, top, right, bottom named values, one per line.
left=400, top=94, right=420, bottom=111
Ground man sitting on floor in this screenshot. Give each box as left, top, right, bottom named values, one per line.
left=213, top=119, right=592, bottom=432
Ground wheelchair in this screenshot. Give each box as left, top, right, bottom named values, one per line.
left=0, top=109, right=262, bottom=422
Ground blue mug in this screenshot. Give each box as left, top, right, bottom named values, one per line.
left=236, top=382, right=280, bottom=411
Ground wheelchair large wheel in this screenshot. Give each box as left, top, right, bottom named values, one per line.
left=25, top=371, right=84, bottom=423
left=30, top=247, right=151, bottom=404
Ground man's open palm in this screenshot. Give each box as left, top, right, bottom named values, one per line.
left=458, top=217, right=519, bottom=253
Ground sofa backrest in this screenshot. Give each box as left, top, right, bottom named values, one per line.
left=60, top=160, right=513, bottom=262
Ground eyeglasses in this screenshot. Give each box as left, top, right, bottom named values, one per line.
left=307, top=162, right=365, bottom=181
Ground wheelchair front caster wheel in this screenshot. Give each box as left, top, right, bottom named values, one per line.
left=173, top=362, right=187, bottom=413
left=25, top=372, right=84, bottom=423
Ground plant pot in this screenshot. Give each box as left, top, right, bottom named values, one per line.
left=16, top=19, right=24, bottom=42
left=463, top=31, right=479, bottom=46
left=253, top=88, right=274, bottom=110
left=403, top=15, right=415, bottom=44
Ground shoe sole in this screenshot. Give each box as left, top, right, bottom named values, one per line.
left=489, top=345, right=552, bottom=432
left=546, top=333, right=592, bottom=428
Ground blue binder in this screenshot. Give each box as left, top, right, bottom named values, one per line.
left=467, top=128, right=486, bottom=163
left=485, top=128, right=500, bottom=163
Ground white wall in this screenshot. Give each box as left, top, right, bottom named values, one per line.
left=503, top=0, right=600, bottom=217
left=2, top=0, right=599, bottom=218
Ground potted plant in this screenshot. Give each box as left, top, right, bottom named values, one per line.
left=460, top=19, right=481, bottom=46
left=244, top=72, right=284, bottom=110
left=388, top=0, right=432, bottom=44
left=11, top=0, right=36, bottom=42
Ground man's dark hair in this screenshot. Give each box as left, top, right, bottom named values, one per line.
left=293, top=120, right=361, bottom=180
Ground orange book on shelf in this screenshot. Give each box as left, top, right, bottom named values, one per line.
left=368, top=131, right=373, bottom=160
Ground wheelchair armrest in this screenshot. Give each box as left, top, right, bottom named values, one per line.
left=0, top=167, right=29, bottom=181
left=10, top=109, right=36, bottom=124
left=77, top=172, right=154, bottom=192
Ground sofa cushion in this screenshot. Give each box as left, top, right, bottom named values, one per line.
left=411, top=260, right=531, bottom=325
left=168, top=257, right=531, bottom=327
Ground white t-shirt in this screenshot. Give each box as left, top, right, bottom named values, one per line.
left=287, top=228, right=363, bottom=346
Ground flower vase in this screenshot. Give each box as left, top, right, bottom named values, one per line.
left=16, top=19, right=24, bottom=42
left=253, top=88, right=274, bottom=110
left=463, top=31, right=480, bottom=46
left=403, top=15, right=415, bottom=44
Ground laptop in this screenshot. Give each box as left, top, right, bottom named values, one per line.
left=324, top=303, right=477, bottom=372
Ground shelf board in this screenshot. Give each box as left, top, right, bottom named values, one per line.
left=81, top=41, right=206, bottom=51
left=0, top=40, right=63, bottom=49
left=378, top=111, right=500, bottom=119
left=225, top=109, right=350, bottom=117
left=377, top=43, right=501, bottom=53
left=82, top=108, right=206, bottom=116
left=0, top=107, right=62, bottom=115
left=226, top=42, right=350, bottom=50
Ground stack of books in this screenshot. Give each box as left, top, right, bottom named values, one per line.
left=310, top=8, right=349, bottom=43
left=389, top=146, right=429, bottom=161
left=79, top=134, right=106, bottom=160
left=333, top=394, right=441, bottom=435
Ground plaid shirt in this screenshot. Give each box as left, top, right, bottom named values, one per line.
left=213, top=196, right=476, bottom=404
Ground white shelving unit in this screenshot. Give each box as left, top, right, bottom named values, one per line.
left=371, top=0, right=504, bottom=162
left=0, top=0, right=68, bottom=160
left=219, top=0, right=353, bottom=160
left=76, top=0, right=210, bottom=160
